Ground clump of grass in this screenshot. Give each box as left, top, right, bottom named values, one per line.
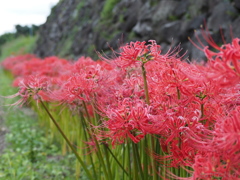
left=0, top=35, right=81, bottom=179
left=101, top=0, right=120, bottom=20
left=0, top=35, right=36, bottom=61
left=0, top=68, right=78, bottom=180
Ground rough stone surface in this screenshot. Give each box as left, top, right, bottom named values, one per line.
left=207, top=2, right=238, bottom=32
left=232, top=16, right=240, bottom=37
left=234, top=0, right=240, bottom=9
left=187, top=30, right=209, bottom=62
left=152, top=1, right=178, bottom=23
left=158, top=21, right=182, bottom=44
left=34, top=0, right=240, bottom=60
left=133, top=22, right=153, bottom=37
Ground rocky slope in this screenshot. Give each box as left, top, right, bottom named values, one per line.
left=34, top=0, right=240, bottom=61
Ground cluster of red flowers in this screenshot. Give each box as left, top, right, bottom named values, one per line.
left=1, top=37, right=239, bottom=179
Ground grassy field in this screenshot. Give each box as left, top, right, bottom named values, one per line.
left=0, top=36, right=36, bottom=61
left=0, top=36, right=78, bottom=180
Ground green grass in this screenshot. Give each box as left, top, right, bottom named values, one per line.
left=0, top=35, right=37, bottom=61
left=0, top=68, right=78, bottom=180
left=0, top=36, right=79, bottom=179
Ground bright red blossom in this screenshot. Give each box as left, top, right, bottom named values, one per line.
left=1, top=36, right=240, bottom=179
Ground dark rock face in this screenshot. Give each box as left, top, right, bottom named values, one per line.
left=207, top=1, right=237, bottom=32
left=234, top=0, right=240, bottom=9
left=34, top=0, right=240, bottom=61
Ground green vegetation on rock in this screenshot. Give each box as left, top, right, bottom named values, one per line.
left=101, top=0, right=120, bottom=20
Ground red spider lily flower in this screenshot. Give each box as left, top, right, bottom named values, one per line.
left=99, top=40, right=167, bottom=69
left=117, top=41, right=148, bottom=68
left=1, top=54, right=37, bottom=72
left=213, top=106, right=240, bottom=165
left=54, top=74, right=97, bottom=104
left=4, top=75, right=49, bottom=106
left=98, top=98, right=157, bottom=146
left=191, top=30, right=240, bottom=87
left=190, top=152, right=239, bottom=180
left=205, top=38, right=240, bottom=74
left=72, top=56, right=98, bottom=71
left=2, top=35, right=240, bottom=179
left=37, top=56, right=72, bottom=77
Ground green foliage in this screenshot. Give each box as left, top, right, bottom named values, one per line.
left=0, top=69, right=77, bottom=180
left=128, top=31, right=136, bottom=41
left=101, top=0, right=120, bottom=20
left=0, top=36, right=37, bottom=61
left=118, top=14, right=124, bottom=23
left=87, top=44, right=96, bottom=55
left=168, top=15, right=178, bottom=21
left=77, top=1, right=85, bottom=11
left=0, top=33, right=15, bottom=47
left=150, top=0, right=159, bottom=7
left=0, top=109, right=76, bottom=180
left=15, top=25, right=39, bottom=37
left=184, top=13, right=191, bottom=20
left=58, top=36, right=73, bottom=58
left=226, top=10, right=238, bottom=18
left=0, top=34, right=78, bottom=179
left=0, top=24, right=39, bottom=58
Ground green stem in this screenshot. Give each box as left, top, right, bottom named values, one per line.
left=177, top=87, right=181, bottom=100
left=79, top=111, right=89, bottom=142
left=95, top=139, right=111, bottom=180
left=143, top=138, right=148, bottom=179
left=103, top=144, right=113, bottom=179
left=132, top=142, right=139, bottom=180
left=105, top=145, right=129, bottom=177
left=39, top=100, right=94, bottom=180
left=150, top=136, right=158, bottom=180
left=141, top=64, right=150, bottom=105
left=141, top=64, right=158, bottom=180
left=155, top=136, right=161, bottom=180
left=82, top=101, right=92, bottom=123
left=79, top=111, right=97, bottom=179
left=132, top=142, right=144, bottom=180
left=81, top=106, right=110, bottom=180
left=127, top=142, right=132, bottom=180
left=201, top=103, right=204, bottom=118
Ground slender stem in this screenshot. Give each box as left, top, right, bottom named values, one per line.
left=177, top=87, right=181, bottom=100
left=105, top=145, right=130, bottom=177
left=141, top=64, right=150, bottom=105
left=122, top=144, right=126, bottom=180
left=79, top=111, right=97, bottom=179
left=103, top=144, right=113, bottom=179
left=39, top=100, right=94, bottom=180
left=127, top=141, right=132, bottom=180
left=79, top=111, right=89, bottom=142
left=132, top=141, right=144, bottom=180
left=180, top=166, right=184, bottom=178
left=155, top=136, right=161, bottom=180
left=95, top=139, right=111, bottom=180
left=143, top=138, right=148, bottom=179
left=82, top=101, right=91, bottom=123
left=141, top=64, right=158, bottom=180
left=150, top=135, right=158, bottom=180
left=201, top=103, right=204, bottom=118
left=81, top=102, right=111, bottom=180
left=132, top=142, right=139, bottom=180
